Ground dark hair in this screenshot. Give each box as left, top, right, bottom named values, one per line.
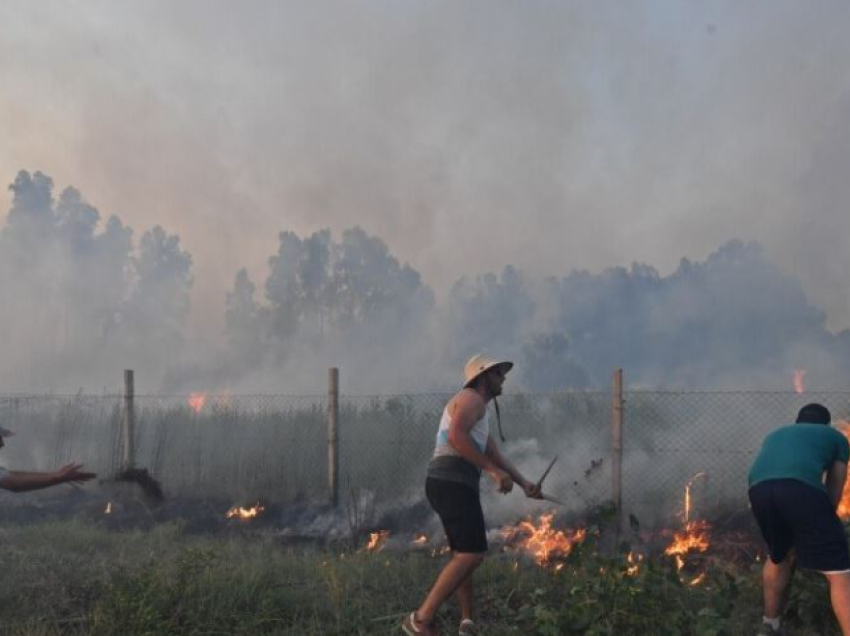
left=796, top=403, right=831, bottom=425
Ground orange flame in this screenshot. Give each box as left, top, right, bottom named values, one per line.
left=500, top=513, right=586, bottom=566
left=412, top=533, right=428, bottom=545
left=689, top=572, right=707, bottom=586
left=664, top=520, right=711, bottom=569
left=683, top=472, right=706, bottom=523
left=188, top=392, right=207, bottom=413
left=837, top=422, right=850, bottom=520
left=625, top=551, right=643, bottom=577
left=104, top=501, right=113, bottom=514
left=793, top=369, right=806, bottom=394
left=365, top=530, right=390, bottom=552
left=226, top=502, right=265, bottom=520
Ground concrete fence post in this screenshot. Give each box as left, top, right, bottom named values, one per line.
left=612, top=368, right=624, bottom=543
left=328, top=367, right=339, bottom=508
left=122, top=369, right=135, bottom=470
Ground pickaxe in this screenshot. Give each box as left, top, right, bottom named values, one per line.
left=534, top=455, right=566, bottom=506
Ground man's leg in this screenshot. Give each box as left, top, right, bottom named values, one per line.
left=762, top=554, right=794, bottom=619
left=455, top=570, right=474, bottom=622
left=417, top=552, right=485, bottom=624
left=825, top=572, right=850, bottom=636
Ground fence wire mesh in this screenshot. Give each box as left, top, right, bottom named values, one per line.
left=1, top=389, right=848, bottom=526
left=622, top=390, right=850, bottom=525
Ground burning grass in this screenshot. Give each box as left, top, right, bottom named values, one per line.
left=0, top=517, right=848, bottom=635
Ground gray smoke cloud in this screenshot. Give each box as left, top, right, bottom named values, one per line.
left=2, top=0, right=850, bottom=338
left=2, top=169, right=850, bottom=393
left=2, top=2, right=850, bottom=392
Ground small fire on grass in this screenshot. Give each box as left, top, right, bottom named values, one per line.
left=664, top=521, right=711, bottom=586
left=664, top=519, right=711, bottom=566
left=411, top=533, right=428, bottom=546
left=500, top=512, right=586, bottom=567
left=689, top=572, right=707, bottom=586
left=104, top=501, right=113, bottom=515
left=663, top=472, right=712, bottom=585
left=625, top=552, right=643, bottom=577
left=365, top=530, right=390, bottom=552
left=226, top=502, right=265, bottom=520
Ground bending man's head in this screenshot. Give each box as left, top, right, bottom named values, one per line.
left=795, top=403, right=831, bottom=425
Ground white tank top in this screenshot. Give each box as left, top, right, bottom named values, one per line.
left=432, top=405, right=490, bottom=459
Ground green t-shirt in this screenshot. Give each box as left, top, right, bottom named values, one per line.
left=748, top=423, right=850, bottom=492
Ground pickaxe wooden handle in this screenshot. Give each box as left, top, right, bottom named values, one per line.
left=540, top=492, right=566, bottom=506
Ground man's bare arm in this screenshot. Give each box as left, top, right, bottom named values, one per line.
left=0, top=471, right=63, bottom=492
left=825, top=460, right=847, bottom=510
left=447, top=392, right=512, bottom=493
left=485, top=438, right=543, bottom=498
left=0, top=463, right=95, bottom=493
left=447, top=392, right=497, bottom=473
left=485, top=438, right=529, bottom=487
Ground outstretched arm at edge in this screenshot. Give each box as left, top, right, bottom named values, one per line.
left=0, top=463, right=95, bottom=493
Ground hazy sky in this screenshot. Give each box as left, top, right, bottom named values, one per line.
left=2, top=0, right=849, bottom=337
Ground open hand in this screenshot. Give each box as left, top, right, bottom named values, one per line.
left=55, top=463, right=97, bottom=485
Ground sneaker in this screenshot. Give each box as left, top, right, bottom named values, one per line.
left=756, top=622, right=785, bottom=636
left=459, top=618, right=479, bottom=635
left=402, top=612, right=440, bottom=636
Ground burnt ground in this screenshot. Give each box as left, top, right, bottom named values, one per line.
left=0, top=480, right=766, bottom=564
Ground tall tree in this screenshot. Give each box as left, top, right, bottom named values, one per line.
left=445, top=264, right=535, bottom=365
left=126, top=226, right=193, bottom=343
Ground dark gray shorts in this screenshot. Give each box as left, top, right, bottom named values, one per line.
left=749, top=478, right=850, bottom=572
left=425, top=477, right=488, bottom=554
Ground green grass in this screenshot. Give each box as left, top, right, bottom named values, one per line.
left=0, top=520, right=843, bottom=636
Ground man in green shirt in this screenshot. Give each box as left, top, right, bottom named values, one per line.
left=748, top=403, right=850, bottom=636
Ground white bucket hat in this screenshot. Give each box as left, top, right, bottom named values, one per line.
left=463, top=353, right=513, bottom=388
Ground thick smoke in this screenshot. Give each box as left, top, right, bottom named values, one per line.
left=0, top=171, right=194, bottom=391
left=3, top=1, right=850, bottom=338
left=4, top=169, right=848, bottom=392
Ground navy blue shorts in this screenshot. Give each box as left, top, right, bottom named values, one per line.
left=425, top=477, right=488, bottom=554
left=749, top=479, right=850, bottom=572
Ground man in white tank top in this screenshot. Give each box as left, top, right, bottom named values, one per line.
left=402, top=354, right=542, bottom=636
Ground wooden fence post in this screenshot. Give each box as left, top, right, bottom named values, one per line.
left=612, top=368, right=623, bottom=544
left=328, top=367, right=339, bottom=508
left=122, top=369, right=135, bottom=470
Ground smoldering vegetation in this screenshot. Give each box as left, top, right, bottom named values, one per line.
left=2, top=169, right=850, bottom=395
left=5, top=386, right=848, bottom=532
left=0, top=391, right=612, bottom=532
left=4, top=169, right=850, bottom=532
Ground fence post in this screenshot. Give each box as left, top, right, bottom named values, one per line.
left=122, top=369, right=135, bottom=470
left=612, top=368, right=623, bottom=544
left=328, top=367, right=339, bottom=508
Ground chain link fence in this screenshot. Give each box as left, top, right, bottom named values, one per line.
left=623, top=390, right=850, bottom=525
left=1, top=388, right=848, bottom=526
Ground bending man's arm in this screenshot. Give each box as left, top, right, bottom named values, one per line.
left=0, top=463, right=96, bottom=493
left=825, top=460, right=847, bottom=510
